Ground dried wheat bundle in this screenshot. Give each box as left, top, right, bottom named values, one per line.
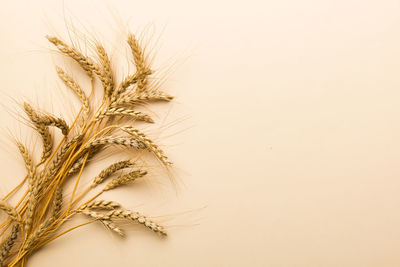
left=0, top=32, right=174, bottom=266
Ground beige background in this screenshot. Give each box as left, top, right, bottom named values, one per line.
left=1, top=0, right=400, bottom=266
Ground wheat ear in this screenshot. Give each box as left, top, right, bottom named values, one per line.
left=23, top=103, right=53, bottom=163
left=78, top=210, right=124, bottom=236
left=37, top=114, right=69, bottom=136
left=84, top=137, right=146, bottom=151
left=100, top=219, right=124, bottom=236
left=0, top=225, right=19, bottom=266
left=111, top=71, right=150, bottom=103
left=41, top=134, right=84, bottom=189
left=16, top=142, right=38, bottom=232
left=102, top=170, right=147, bottom=191
left=16, top=142, right=35, bottom=188
left=23, top=103, right=69, bottom=136
left=106, top=209, right=166, bottom=236
left=127, top=33, right=152, bottom=93
left=96, top=107, right=154, bottom=123
left=0, top=201, right=21, bottom=223
left=113, top=91, right=173, bottom=107
left=23, top=186, right=63, bottom=252
left=91, top=160, right=134, bottom=187
left=67, top=146, right=100, bottom=177
left=52, top=186, right=63, bottom=216
left=127, top=34, right=147, bottom=71
left=56, top=67, right=90, bottom=117
left=95, top=44, right=114, bottom=99
left=121, top=126, right=171, bottom=165
left=25, top=193, right=38, bottom=234
left=80, top=200, right=120, bottom=210
left=67, top=156, right=87, bottom=176
left=47, top=36, right=96, bottom=78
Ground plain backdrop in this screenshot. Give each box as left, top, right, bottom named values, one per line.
left=1, top=0, right=400, bottom=266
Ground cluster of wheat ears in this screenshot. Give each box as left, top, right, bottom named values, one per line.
left=0, top=32, right=174, bottom=266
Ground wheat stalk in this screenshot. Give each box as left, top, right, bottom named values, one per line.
left=0, top=30, right=175, bottom=266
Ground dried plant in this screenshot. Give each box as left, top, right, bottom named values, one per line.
left=0, top=32, right=174, bottom=266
